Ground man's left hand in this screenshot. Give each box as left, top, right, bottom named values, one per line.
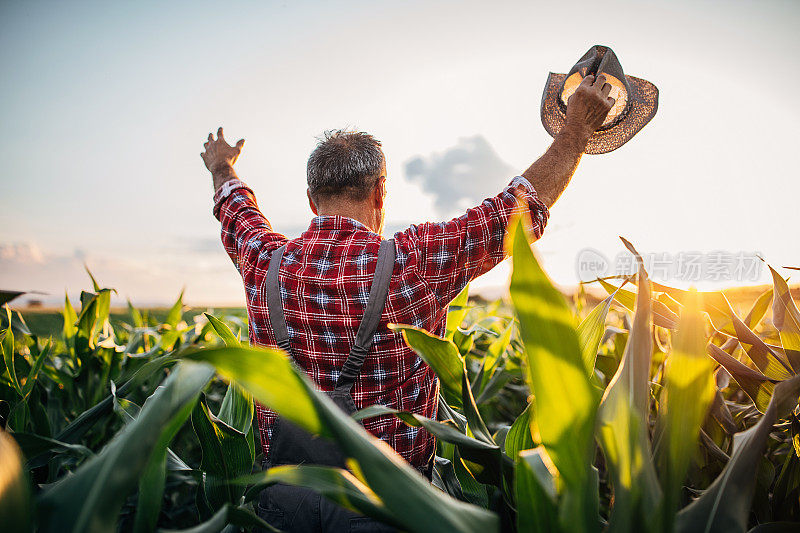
left=563, top=74, right=615, bottom=143
left=201, top=127, right=245, bottom=190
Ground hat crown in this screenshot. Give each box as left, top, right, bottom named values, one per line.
left=571, top=45, right=626, bottom=81
left=560, top=45, right=631, bottom=129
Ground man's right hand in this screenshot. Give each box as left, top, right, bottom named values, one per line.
left=201, top=127, right=246, bottom=190
left=563, top=74, right=615, bottom=141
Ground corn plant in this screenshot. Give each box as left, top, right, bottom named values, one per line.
left=0, top=276, right=269, bottom=532
left=3, top=222, right=800, bottom=532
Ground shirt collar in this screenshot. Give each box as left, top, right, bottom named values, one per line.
left=307, top=215, right=372, bottom=234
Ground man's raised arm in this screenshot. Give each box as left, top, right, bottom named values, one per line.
left=396, top=74, right=614, bottom=306
left=201, top=127, right=287, bottom=285
left=522, top=74, right=615, bottom=207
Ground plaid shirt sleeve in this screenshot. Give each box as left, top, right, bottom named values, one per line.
left=396, top=176, right=549, bottom=306
left=213, top=178, right=288, bottom=285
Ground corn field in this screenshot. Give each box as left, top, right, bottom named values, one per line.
left=2, top=218, right=800, bottom=532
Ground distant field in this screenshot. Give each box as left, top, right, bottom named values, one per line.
left=15, top=282, right=799, bottom=339
left=19, top=306, right=248, bottom=338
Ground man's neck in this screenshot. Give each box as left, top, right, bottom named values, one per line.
left=315, top=203, right=377, bottom=233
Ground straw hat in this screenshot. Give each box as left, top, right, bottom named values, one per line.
left=541, top=45, right=658, bottom=154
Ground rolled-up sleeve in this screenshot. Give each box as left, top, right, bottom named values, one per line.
left=395, top=176, right=549, bottom=306
left=213, top=179, right=287, bottom=287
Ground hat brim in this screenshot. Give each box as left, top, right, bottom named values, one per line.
left=541, top=72, right=658, bottom=154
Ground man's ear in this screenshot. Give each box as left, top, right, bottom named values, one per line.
left=373, top=177, right=386, bottom=210
left=307, top=189, right=318, bottom=215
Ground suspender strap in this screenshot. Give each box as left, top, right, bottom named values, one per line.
left=334, top=239, right=395, bottom=393
left=265, top=239, right=396, bottom=394
left=266, top=244, right=291, bottom=354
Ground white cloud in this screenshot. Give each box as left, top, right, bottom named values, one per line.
left=0, top=242, right=45, bottom=264
left=404, top=135, right=514, bottom=215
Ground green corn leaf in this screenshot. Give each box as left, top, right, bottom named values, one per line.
left=74, top=288, right=112, bottom=348
left=186, top=346, right=499, bottom=533
left=1, top=316, right=21, bottom=396
left=453, top=328, right=475, bottom=356
left=191, top=393, right=253, bottom=509
left=771, top=451, right=800, bottom=524
left=160, top=324, right=192, bottom=351
left=0, top=290, right=26, bottom=306
left=597, top=277, right=635, bottom=306
left=439, top=395, right=467, bottom=432
left=476, top=363, right=512, bottom=404
left=8, top=401, right=30, bottom=433
left=205, top=314, right=254, bottom=437
left=109, top=382, right=194, bottom=473
left=515, top=448, right=559, bottom=533
left=183, top=346, right=323, bottom=436
left=596, top=277, right=679, bottom=329
left=453, top=446, right=490, bottom=508
left=204, top=313, right=241, bottom=347
left=471, top=352, right=488, bottom=397
left=127, top=300, right=144, bottom=328
left=577, top=294, right=615, bottom=375
left=0, top=429, right=32, bottom=533
left=353, top=404, right=496, bottom=452
left=217, top=381, right=254, bottom=436
left=676, top=374, right=800, bottom=533
left=95, top=288, right=112, bottom=331
left=432, top=456, right=466, bottom=501
left=11, top=432, right=93, bottom=462
left=461, top=370, right=494, bottom=445
left=9, top=309, right=31, bottom=338
left=85, top=266, right=101, bottom=292
left=240, top=465, right=398, bottom=527
left=356, top=402, right=508, bottom=490
left=613, top=237, right=654, bottom=419
left=491, top=427, right=509, bottom=446
left=508, top=218, right=599, bottom=533
left=75, top=292, right=99, bottom=351
left=165, top=289, right=185, bottom=329
left=110, top=379, right=141, bottom=420
left=157, top=503, right=277, bottom=533
left=731, top=315, right=793, bottom=379
left=596, top=263, right=661, bottom=532
left=36, top=362, right=214, bottom=533
left=709, top=388, right=738, bottom=435
left=684, top=290, right=734, bottom=335
left=613, top=276, right=735, bottom=334
left=446, top=284, right=472, bottom=340
left=743, top=288, right=773, bottom=330
left=389, top=324, right=464, bottom=409
left=133, top=451, right=167, bottom=533
left=707, top=344, right=775, bottom=413
left=699, top=428, right=730, bottom=463
left=21, top=341, right=50, bottom=400
left=359, top=399, right=508, bottom=490
left=56, top=354, right=175, bottom=444
left=479, top=321, right=514, bottom=393
left=654, top=289, right=716, bottom=528
left=505, top=402, right=535, bottom=460
left=769, top=266, right=800, bottom=372
left=63, top=293, right=78, bottom=345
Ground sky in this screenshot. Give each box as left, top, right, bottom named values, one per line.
left=1, top=0, right=799, bottom=306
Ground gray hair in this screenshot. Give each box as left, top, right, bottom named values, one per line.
left=306, top=130, right=385, bottom=202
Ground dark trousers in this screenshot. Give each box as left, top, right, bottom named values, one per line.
left=255, top=483, right=397, bottom=532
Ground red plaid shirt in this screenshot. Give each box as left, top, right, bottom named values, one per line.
left=213, top=176, right=549, bottom=468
